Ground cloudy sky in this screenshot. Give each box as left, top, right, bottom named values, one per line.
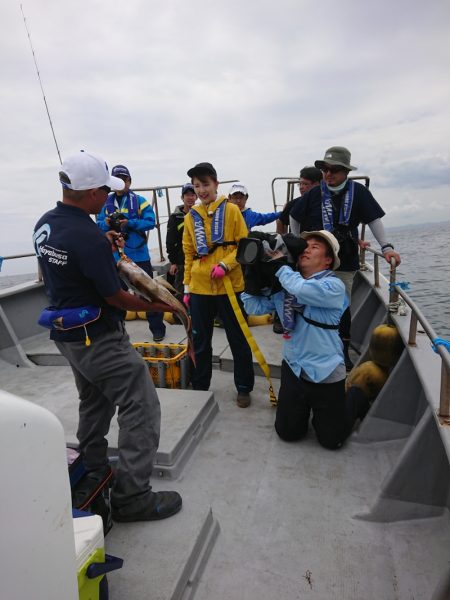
left=1, top=0, right=450, bottom=275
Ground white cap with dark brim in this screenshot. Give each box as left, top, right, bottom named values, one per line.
left=229, top=183, right=249, bottom=196
left=59, top=151, right=125, bottom=191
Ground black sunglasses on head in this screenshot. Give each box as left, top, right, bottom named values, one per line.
left=99, top=185, right=111, bottom=193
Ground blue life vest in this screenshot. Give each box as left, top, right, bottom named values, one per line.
left=105, top=191, right=140, bottom=219
left=190, top=200, right=227, bottom=257
left=105, top=191, right=148, bottom=249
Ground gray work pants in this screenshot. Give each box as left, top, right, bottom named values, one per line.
left=55, top=324, right=161, bottom=510
left=334, top=270, right=356, bottom=302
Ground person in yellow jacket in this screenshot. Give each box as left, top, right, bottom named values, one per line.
left=183, top=162, right=255, bottom=407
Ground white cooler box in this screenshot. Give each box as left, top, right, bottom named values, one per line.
left=73, top=513, right=123, bottom=600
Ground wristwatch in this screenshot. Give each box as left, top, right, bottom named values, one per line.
left=381, top=243, right=394, bottom=252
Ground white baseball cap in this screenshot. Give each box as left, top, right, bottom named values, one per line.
left=229, top=182, right=248, bottom=196
left=300, top=230, right=341, bottom=270
left=59, top=151, right=125, bottom=191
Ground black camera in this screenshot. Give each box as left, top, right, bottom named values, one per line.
left=237, top=232, right=307, bottom=295
left=331, top=225, right=357, bottom=255
left=108, top=212, right=127, bottom=236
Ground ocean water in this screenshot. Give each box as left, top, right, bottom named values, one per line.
left=1, top=221, right=449, bottom=338
left=367, top=220, right=450, bottom=339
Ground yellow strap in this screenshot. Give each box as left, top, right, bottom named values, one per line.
left=222, top=276, right=277, bottom=406
left=83, top=325, right=91, bottom=347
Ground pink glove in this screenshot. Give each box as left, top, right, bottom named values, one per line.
left=183, top=294, right=190, bottom=307
left=210, top=264, right=227, bottom=279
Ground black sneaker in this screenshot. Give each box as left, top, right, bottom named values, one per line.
left=112, top=490, right=182, bottom=522
left=153, top=331, right=166, bottom=343
left=272, top=321, right=284, bottom=334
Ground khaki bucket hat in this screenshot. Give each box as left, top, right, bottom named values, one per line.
left=314, top=146, right=357, bottom=171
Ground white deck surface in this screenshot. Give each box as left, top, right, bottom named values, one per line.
left=1, top=317, right=449, bottom=599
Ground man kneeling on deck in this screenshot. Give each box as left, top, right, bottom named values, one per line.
left=243, top=230, right=367, bottom=449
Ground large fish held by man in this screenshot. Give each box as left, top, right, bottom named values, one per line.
left=117, top=255, right=195, bottom=365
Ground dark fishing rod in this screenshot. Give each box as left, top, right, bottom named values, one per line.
left=20, top=4, right=62, bottom=164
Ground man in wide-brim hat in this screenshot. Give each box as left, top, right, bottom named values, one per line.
left=288, top=146, right=401, bottom=371
left=242, top=229, right=369, bottom=450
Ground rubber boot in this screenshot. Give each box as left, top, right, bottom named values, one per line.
left=342, top=339, right=354, bottom=372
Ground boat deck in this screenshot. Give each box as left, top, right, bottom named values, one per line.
left=1, top=308, right=450, bottom=599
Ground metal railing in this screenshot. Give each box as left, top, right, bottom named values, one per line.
left=0, top=253, right=42, bottom=282
left=359, top=226, right=399, bottom=305
left=271, top=175, right=371, bottom=211
left=1, top=180, right=239, bottom=276
left=271, top=177, right=299, bottom=210
left=359, top=242, right=450, bottom=419
left=133, top=180, right=238, bottom=262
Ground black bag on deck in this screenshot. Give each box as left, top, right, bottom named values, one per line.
left=67, top=447, right=113, bottom=535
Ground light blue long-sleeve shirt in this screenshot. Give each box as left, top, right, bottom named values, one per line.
left=242, top=266, right=347, bottom=383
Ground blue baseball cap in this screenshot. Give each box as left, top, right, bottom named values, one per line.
left=111, top=164, right=131, bottom=178
left=181, top=183, right=195, bottom=195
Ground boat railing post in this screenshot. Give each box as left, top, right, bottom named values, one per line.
left=439, top=360, right=450, bottom=419
left=152, top=189, right=164, bottom=262
left=165, top=187, right=172, bottom=220
left=389, top=257, right=399, bottom=304
left=286, top=181, right=291, bottom=205
left=408, top=312, right=418, bottom=346
left=374, top=254, right=380, bottom=287
left=271, top=178, right=277, bottom=210
left=359, top=224, right=366, bottom=267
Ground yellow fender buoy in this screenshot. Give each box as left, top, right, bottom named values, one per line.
left=247, top=314, right=273, bottom=327
left=137, top=311, right=148, bottom=320
left=164, top=312, right=176, bottom=325
left=125, top=311, right=137, bottom=321
left=346, top=360, right=389, bottom=400
left=369, top=324, right=403, bottom=369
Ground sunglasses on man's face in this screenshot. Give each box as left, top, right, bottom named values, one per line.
left=322, top=165, right=346, bottom=174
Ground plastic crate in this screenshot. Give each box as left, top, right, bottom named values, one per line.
left=133, top=343, right=190, bottom=389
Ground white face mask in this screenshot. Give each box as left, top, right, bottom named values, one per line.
left=327, top=179, right=348, bottom=192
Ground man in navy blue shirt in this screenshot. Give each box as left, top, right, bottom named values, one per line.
left=289, top=146, right=401, bottom=370
left=33, top=151, right=182, bottom=523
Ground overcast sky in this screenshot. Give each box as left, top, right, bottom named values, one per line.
left=1, top=0, right=450, bottom=275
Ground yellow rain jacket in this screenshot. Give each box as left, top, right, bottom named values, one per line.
left=183, top=196, right=248, bottom=295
